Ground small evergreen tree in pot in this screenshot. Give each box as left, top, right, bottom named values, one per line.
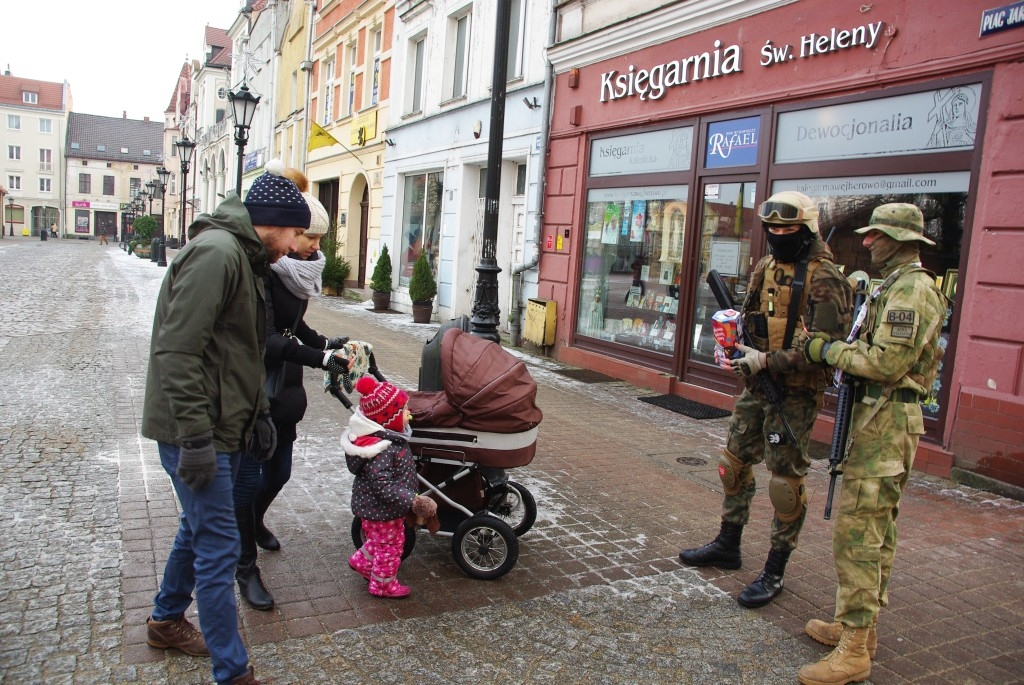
left=408, top=251, right=437, bottom=303
left=369, top=244, right=393, bottom=311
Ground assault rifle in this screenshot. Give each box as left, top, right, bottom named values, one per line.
left=706, top=269, right=798, bottom=446
left=824, top=272, right=869, bottom=519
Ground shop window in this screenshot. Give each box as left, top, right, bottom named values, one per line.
left=399, top=171, right=444, bottom=286
left=690, top=181, right=757, bottom=366
left=772, top=171, right=968, bottom=418
left=577, top=185, right=688, bottom=354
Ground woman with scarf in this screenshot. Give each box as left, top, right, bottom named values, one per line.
left=233, top=166, right=350, bottom=610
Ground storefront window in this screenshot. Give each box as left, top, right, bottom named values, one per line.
left=690, top=181, right=756, bottom=366
left=577, top=185, right=688, bottom=354
left=399, top=171, right=443, bottom=285
left=773, top=171, right=968, bottom=417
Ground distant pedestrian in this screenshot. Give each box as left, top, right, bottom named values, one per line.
left=98, top=228, right=108, bottom=245
left=344, top=376, right=435, bottom=598
left=50, top=222, right=58, bottom=238
left=799, top=203, right=946, bottom=685
left=140, top=163, right=310, bottom=685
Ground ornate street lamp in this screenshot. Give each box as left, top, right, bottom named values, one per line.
left=145, top=181, right=156, bottom=216
left=176, top=135, right=196, bottom=248
left=155, top=166, right=171, bottom=266
left=227, top=82, right=260, bottom=196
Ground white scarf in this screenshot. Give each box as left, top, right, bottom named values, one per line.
left=271, top=252, right=325, bottom=300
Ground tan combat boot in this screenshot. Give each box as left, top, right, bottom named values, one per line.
left=805, top=618, right=877, bottom=658
left=798, top=626, right=872, bottom=685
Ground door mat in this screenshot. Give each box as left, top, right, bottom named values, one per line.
left=553, top=368, right=618, bottom=383
left=638, top=395, right=732, bottom=420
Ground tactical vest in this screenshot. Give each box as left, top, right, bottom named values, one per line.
left=745, top=256, right=830, bottom=391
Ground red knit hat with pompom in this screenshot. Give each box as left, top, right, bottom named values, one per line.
left=355, top=376, right=409, bottom=431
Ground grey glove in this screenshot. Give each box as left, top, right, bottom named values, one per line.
left=177, top=431, right=216, bottom=491
left=324, top=336, right=349, bottom=350
left=730, top=343, right=767, bottom=378
left=323, top=350, right=350, bottom=376
left=247, top=410, right=278, bottom=463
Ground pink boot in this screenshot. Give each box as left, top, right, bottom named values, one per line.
left=348, top=549, right=373, bottom=581
left=369, top=575, right=410, bottom=598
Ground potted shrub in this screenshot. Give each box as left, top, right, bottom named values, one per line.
left=132, top=216, right=156, bottom=258
left=408, top=251, right=437, bottom=323
left=369, top=244, right=393, bottom=311
left=320, top=232, right=351, bottom=296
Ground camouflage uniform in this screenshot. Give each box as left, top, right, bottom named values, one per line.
left=725, top=237, right=852, bottom=551
left=825, top=256, right=945, bottom=629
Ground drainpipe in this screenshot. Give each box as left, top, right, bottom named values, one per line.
left=509, top=6, right=557, bottom=348
left=299, top=0, right=316, bottom=170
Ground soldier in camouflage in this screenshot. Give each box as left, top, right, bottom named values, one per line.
left=799, top=203, right=947, bottom=685
left=679, top=191, right=853, bottom=608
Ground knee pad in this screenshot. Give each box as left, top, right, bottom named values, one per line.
left=769, top=474, right=806, bottom=523
left=718, top=448, right=751, bottom=497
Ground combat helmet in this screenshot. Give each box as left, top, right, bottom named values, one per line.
left=757, top=191, right=819, bottom=234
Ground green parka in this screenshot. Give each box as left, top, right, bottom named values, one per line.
left=141, top=193, right=270, bottom=452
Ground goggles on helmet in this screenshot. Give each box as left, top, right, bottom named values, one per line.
left=758, top=200, right=808, bottom=223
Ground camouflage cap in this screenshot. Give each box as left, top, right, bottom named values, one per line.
left=854, top=203, right=935, bottom=245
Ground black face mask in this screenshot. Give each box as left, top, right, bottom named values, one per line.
left=766, top=226, right=813, bottom=263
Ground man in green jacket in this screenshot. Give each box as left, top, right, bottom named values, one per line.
left=140, top=164, right=310, bottom=685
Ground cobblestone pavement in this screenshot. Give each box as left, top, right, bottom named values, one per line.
left=1, top=236, right=1022, bottom=684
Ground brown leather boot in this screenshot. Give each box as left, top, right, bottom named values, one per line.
left=805, top=618, right=877, bottom=659
left=229, top=665, right=261, bottom=684
left=798, top=626, right=872, bottom=685
left=146, top=614, right=210, bottom=657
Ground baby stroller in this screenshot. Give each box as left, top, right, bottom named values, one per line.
left=328, top=323, right=542, bottom=580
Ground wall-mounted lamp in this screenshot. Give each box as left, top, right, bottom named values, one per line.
left=523, top=96, right=541, bottom=110
left=385, top=138, right=396, bottom=147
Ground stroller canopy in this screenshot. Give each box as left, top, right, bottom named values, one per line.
left=409, top=328, right=542, bottom=433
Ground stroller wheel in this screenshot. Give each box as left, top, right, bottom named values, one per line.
left=452, top=515, right=519, bottom=580
left=490, top=480, right=537, bottom=537
left=350, top=516, right=416, bottom=560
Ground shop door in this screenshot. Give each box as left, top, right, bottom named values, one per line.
left=681, top=179, right=759, bottom=392
left=95, top=212, right=117, bottom=239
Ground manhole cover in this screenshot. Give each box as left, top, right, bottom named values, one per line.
left=676, top=456, right=708, bottom=466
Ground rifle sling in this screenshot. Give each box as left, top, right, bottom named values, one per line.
left=782, top=257, right=808, bottom=350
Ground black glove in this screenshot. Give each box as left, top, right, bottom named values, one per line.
left=176, top=431, right=216, bottom=491
left=323, top=350, right=350, bottom=376
left=324, top=336, right=349, bottom=350
left=247, top=410, right=278, bottom=463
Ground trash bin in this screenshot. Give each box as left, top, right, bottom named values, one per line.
left=150, top=237, right=160, bottom=262
left=40, top=229, right=47, bottom=241
left=418, top=315, right=469, bottom=391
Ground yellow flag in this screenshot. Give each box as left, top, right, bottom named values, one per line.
left=308, top=121, right=340, bottom=152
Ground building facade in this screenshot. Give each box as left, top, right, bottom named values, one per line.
left=539, top=0, right=1024, bottom=493
left=0, top=71, right=70, bottom=237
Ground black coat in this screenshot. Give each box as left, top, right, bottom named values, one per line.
left=263, top=271, right=328, bottom=440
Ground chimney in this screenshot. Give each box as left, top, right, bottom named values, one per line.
left=144, top=116, right=150, bottom=123
left=123, top=111, right=127, bottom=118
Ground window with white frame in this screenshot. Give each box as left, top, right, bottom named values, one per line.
left=347, top=44, right=358, bottom=115
left=322, top=59, right=335, bottom=125
left=39, top=149, right=52, bottom=172
left=8, top=145, right=20, bottom=160
left=370, top=26, right=382, bottom=106
left=39, top=118, right=52, bottom=133
left=8, top=176, right=21, bottom=191
left=39, top=178, right=51, bottom=193
left=23, top=92, right=38, bottom=104
left=103, top=175, right=115, bottom=195
left=446, top=10, right=471, bottom=100
left=507, top=0, right=526, bottom=81
left=407, top=34, right=426, bottom=115
left=7, top=115, right=20, bottom=130
left=79, top=173, right=90, bottom=193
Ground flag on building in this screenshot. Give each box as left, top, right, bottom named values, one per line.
left=309, top=121, right=340, bottom=152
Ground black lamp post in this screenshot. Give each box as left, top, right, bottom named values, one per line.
left=155, top=166, right=170, bottom=266
left=227, top=82, right=260, bottom=196
left=176, top=135, right=196, bottom=248
left=145, top=181, right=156, bottom=216
left=7, top=196, right=12, bottom=237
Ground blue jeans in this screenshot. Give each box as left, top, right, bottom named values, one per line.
left=152, top=442, right=249, bottom=685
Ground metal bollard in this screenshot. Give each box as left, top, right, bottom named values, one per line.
left=150, top=237, right=160, bottom=262
left=157, top=236, right=167, bottom=267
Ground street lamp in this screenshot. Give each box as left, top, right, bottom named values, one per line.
left=176, top=135, right=196, bottom=248
left=145, top=181, right=156, bottom=216
left=227, top=82, right=260, bottom=196
left=155, top=166, right=171, bottom=266
left=7, top=196, right=13, bottom=237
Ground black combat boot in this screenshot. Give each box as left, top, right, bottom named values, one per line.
left=678, top=520, right=743, bottom=569
left=737, top=547, right=790, bottom=608
left=252, top=491, right=281, bottom=551
left=235, top=506, right=275, bottom=611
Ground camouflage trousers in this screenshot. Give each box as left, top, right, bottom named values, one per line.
left=722, top=386, right=822, bottom=553
left=832, top=401, right=920, bottom=628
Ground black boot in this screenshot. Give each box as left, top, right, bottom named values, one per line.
left=678, top=521, right=743, bottom=569
left=253, top=491, right=281, bottom=552
left=737, top=547, right=790, bottom=608
left=235, top=506, right=275, bottom=611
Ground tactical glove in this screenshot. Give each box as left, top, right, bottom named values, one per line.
left=177, top=431, right=216, bottom=491
left=804, top=334, right=832, bottom=365
left=247, top=410, right=278, bottom=463
left=730, top=343, right=767, bottom=378
left=324, top=336, right=350, bottom=350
